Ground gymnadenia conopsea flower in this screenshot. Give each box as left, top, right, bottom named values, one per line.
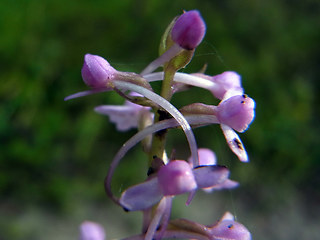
left=65, top=9, right=255, bottom=240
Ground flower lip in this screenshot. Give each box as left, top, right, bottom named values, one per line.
left=81, top=54, right=117, bottom=88
left=171, top=10, right=206, bottom=50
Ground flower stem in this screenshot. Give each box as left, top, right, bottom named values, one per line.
left=148, top=65, right=177, bottom=168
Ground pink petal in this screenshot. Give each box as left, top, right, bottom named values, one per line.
left=220, top=124, right=248, bottom=162
left=193, top=165, right=229, bottom=189
left=119, top=177, right=163, bottom=211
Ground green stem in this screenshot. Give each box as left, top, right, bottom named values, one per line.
left=148, top=65, right=176, bottom=169
left=160, top=65, right=176, bottom=101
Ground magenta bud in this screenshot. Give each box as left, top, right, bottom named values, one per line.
left=81, top=54, right=117, bottom=88
left=171, top=10, right=206, bottom=50
left=158, top=160, right=197, bottom=196
left=216, top=95, right=255, bottom=132
left=79, top=221, right=106, bottom=240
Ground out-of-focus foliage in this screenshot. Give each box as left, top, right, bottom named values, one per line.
left=0, top=0, right=319, bottom=239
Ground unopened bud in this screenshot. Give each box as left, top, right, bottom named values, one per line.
left=171, top=10, right=206, bottom=50
left=81, top=54, right=117, bottom=88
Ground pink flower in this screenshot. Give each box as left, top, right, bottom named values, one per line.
left=119, top=160, right=230, bottom=211
left=65, top=54, right=152, bottom=101
left=216, top=94, right=255, bottom=133
left=189, top=148, right=239, bottom=192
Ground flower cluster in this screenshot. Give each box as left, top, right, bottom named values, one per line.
left=68, top=10, right=255, bottom=240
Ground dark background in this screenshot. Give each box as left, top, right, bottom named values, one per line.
left=0, top=0, right=319, bottom=239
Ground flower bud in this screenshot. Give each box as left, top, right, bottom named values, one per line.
left=216, top=95, right=255, bottom=132
left=79, top=221, right=106, bottom=240
left=158, top=160, right=197, bottom=196
left=81, top=54, right=117, bottom=88
left=171, top=10, right=206, bottom=50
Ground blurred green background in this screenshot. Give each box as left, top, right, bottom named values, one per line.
left=0, top=0, right=319, bottom=239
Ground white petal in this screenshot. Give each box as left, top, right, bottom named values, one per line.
left=220, top=124, right=248, bottom=162
left=95, top=105, right=141, bottom=131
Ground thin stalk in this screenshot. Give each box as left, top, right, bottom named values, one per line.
left=148, top=64, right=177, bottom=168
left=144, top=197, right=167, bottom=240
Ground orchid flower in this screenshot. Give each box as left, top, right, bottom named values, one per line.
left=180, top=94, right=255, bottom=162
left=140, top=10, right=206, bottom=75
left=65, top=54, right=152, bottom=101
left=189, top=148, right=239, bottom=192
left=119, top=160, right=230, bottom=240
left=216, top=94, right=255, bottom=162
left=67, top=9, right=254, bottom=240
left=113, top=160, right=230, bottom=211
left=79, top=221, right=106, bottom=240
